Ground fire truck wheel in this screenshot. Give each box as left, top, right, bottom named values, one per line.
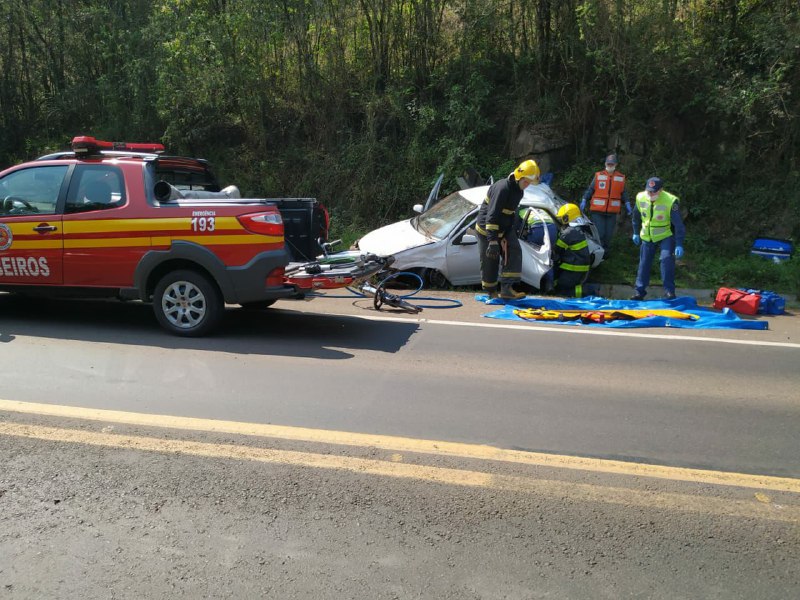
left=153, top=269, right=223, bottom=337
left=239, top=300, right=277, bottom=310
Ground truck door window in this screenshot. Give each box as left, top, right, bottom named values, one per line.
left=66, top=165, right=126, bottom=213
left=0, top=165, right=68, bottom=216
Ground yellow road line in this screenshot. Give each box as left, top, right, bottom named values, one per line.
left=2, top=399, right=799, bottom=494
left=0, top=421, right=796, bottom=523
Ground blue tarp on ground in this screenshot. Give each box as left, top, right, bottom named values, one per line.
left=475, top=295, right=769, bottom=330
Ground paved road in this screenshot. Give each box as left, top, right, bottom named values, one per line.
left=2, top=293, right=798, bottom=476
left=1, top=293, right=798, bottom=598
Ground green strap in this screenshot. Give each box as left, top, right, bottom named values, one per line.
left=556, top=238, right=588, bottom=251
left=559, top=263, right=590, bottom=272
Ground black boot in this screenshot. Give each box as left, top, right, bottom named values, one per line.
left=500, top=283, right=525, bottom=300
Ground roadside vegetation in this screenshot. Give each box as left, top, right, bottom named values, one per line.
left=1, top=0, right=797, bottom=294
left=590, top=232, right=800, bottom=297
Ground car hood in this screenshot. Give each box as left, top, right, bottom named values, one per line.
left=357, top=218, right=434, bottom=256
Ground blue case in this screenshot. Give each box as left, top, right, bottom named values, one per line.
left=737, top=288, right=786, bottom=315
left=750, top=238, right=794, bottom=261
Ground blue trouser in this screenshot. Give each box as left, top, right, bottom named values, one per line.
left=635, top=236, right=676, bottom=296
left=590, top=212, right=618, bottom=253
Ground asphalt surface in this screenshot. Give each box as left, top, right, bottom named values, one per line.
left=1, top=291, right=798, bottom=598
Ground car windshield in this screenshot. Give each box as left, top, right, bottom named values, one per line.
left=414, top=191, right=475, bottom=239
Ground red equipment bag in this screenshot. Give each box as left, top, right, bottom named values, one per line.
left=713, top=288, right=760, bottom=315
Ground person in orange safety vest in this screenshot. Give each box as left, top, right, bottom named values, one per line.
left=580, top=153, right=631, bottom=258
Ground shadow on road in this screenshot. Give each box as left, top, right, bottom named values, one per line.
left=0, top=295, right=419, bottom=359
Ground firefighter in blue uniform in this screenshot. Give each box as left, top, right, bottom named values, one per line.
left=630, top=177, right=686, bottom=300
left=476, top=160, right=541, bottom=300
left=553, top=203, right=592, bottom=297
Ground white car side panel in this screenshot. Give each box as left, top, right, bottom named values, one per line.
left=384, top=240, right=446, bottom=273
left=444, top=234, right=481, bottom=285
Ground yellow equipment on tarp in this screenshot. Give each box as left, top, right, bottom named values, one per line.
left=513, top=308, right=699, bottom=324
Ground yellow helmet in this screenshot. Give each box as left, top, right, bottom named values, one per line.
left=513, top=159, right=541, bottom=182
left=557, top=203, right=581, bottom=225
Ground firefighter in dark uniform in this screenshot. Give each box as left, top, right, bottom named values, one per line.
left=553, top=203, right=592, bottom=297
left=476, top=160, right=541, bottom=300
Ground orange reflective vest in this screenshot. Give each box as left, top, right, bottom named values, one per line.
left=590, top=170, right=626, bottom=214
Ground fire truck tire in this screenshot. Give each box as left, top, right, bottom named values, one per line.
left=153, top=269, right=223, bottom=337
left=239, top=300, right=277, bottom=310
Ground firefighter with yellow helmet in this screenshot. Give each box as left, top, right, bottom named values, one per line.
left=553, top=203, right=592, bottom=297
left=476, top=159, right=540, bottom=300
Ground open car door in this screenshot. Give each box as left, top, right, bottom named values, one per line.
left=519, top=208, right=553, bottom=289
left=421, top=173, right=445, bottom=213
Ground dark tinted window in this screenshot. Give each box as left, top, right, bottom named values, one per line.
left=154, top=158, right=219, bottom=192
left=65, top=165, right=126, bottom=213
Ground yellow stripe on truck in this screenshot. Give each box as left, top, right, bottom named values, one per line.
left=64, top=234, right=282, bottom=249
left=64, top=217, right=244, bottom=234
left=6, top=240, right=63, bottom=250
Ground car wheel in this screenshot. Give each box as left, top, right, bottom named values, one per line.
left=422, top=268, right=450, bottom=289
left=239, top=299, right=277, bottom=310
left=153, top=269, right=223, bottom=337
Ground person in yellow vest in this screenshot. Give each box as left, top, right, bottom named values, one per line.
left=630, top=177, right=685, bottom=300
left=580, top=153, right=631, bottom=257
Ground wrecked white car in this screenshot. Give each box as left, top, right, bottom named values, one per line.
left=354, top=181, right=604, bottom=289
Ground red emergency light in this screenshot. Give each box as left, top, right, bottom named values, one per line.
left=71, top=135, right=165, bottom=154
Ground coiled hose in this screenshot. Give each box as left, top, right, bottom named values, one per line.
left=311, top=271, right=463, bottom=311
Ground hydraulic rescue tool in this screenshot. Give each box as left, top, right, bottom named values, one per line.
left=284, top=252, right=424, bottom=313
left=283, top=251, right=393, bottom=292
left=359, top=280, right=423, bottom=314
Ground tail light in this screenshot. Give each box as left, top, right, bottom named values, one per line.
left=266, top=267, right=285, bottom=288
left=237, top=211, right=284, bottom=237
left=320, top=204, right=330, bottom=238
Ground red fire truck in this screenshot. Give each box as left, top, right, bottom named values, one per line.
left=0, top=136, right=340, bottom=336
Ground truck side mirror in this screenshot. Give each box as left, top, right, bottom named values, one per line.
left=413, top=204, right=424, bottom=214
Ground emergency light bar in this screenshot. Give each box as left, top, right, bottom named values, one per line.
left=71, top=135, right=165, bottom=154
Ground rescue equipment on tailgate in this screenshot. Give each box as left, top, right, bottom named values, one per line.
left=283, top=246, right=463, bottom=313
left=284, top=251, right=393, bottom=292
left=284, top=253, right=424, bottom=313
